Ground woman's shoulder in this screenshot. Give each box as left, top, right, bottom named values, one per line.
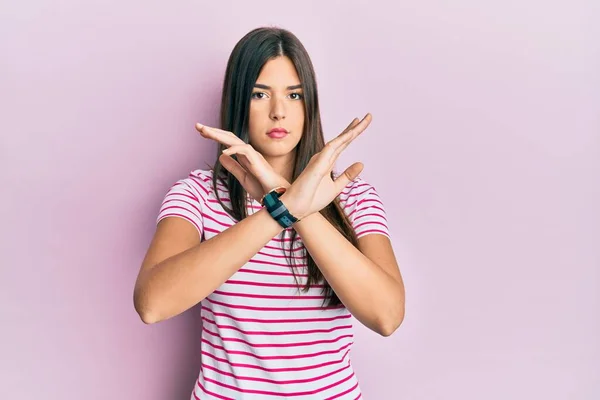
left=336, top=173, right=387, bottom=217
left=189, top=168, right=215, bottom=184
left=336, top=173, right=377, bottom=204
left=335, top=173, right=390, bottom=238
left=181, top=168, right=213, bottom=194
left=170, top=168, right=229, bottom=202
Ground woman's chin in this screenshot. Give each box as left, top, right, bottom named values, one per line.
left=253, top=141, right=298, bottom=158
left=262, top=149, right=295, bottom=158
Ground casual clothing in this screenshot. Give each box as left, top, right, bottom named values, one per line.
left=156, top=169, right=390, bottom=400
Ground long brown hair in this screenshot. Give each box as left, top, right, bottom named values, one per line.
left=210, top=27, right=359, bottom=307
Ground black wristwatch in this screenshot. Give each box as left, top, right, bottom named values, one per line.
left=260, top=187, right=300, bottom=228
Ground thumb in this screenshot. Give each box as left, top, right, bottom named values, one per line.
left=334, top=162, right=364, bottom=192
left=219, top=153, right=248, bottom=182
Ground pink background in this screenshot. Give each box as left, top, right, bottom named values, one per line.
left=2, top=1, right=598, bottom=399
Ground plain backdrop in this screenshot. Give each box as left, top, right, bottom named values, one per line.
left=1, top=0, right=598, bottom=399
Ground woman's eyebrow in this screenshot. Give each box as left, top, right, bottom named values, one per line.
left=254, top=83, right=303, bottom=90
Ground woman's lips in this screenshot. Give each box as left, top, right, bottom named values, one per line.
left=267, top=129, right=288, bottom=139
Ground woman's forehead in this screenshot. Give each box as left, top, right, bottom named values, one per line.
left=256, top=57, right=301, bottom=88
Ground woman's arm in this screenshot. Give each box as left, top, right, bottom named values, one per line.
left=291, top=210, right=405, bottom=336
left=133, top=207, right=284, bottom=324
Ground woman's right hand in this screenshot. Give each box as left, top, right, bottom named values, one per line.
left=280, top=113, right=373, bottom=220
left=196, top=123, right=289, bottom=202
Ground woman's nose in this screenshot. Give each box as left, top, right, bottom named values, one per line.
left=269, top=99, right=286, bottom=120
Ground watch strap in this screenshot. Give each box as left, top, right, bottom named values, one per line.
left=261, top=187, right=299, bottom=228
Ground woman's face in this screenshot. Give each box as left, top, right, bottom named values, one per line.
left=248, top=56, right=305, bottom=159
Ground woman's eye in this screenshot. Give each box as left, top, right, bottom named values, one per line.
left=251, top=92, right=303, bottom=100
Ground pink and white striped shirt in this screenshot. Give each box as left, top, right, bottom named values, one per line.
left=156, top=169, right=390, bottom=400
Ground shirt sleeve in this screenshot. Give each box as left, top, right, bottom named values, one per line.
left=156, top=179, right=204, bottom=240
left=346, top=179, right=391, bottom=240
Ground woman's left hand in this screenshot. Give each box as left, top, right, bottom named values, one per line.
left=195, top=123, right=289, bottom=201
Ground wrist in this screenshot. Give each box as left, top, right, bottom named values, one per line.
left=279, top=192, right=304, bottom=221
left=259, top=188, right=302, bottom=228
left=261, top=179, right=291, bottom=195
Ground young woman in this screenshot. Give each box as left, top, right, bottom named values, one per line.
left=134, top=27, right=405, bottom=400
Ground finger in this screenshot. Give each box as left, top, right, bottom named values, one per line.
left=327, top=114, right=372, bottom=161
left=196, top=123, right=245, bottom=146
left=221, top=144, right=259, bottom=173
left=334, top=162, right=364, bottom=193
left=196, top=123, right=238, bottom=137
left=197, top=123, right=241, bottom=144
left=328, top=113, right=372, bottom=149
left=219, top=153, right=249, bottom=183
left=343, top=113, right=371, bottom=141
left=336, top=118, right=362, bottom=153
left=222, top=144, right=255, bottom=161
left=209, top=126, right=240, bottom=139
left=333, top=126, right=366, bottom=158
left=333, top=118, right=360, bottom=146
left=341, top=118, right=360, bottom=134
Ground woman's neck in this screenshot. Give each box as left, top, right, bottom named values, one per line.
left=264, top=152, right=296, bottom=184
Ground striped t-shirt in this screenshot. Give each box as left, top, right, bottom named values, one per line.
left=156, top=169, right=390, bottom=400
